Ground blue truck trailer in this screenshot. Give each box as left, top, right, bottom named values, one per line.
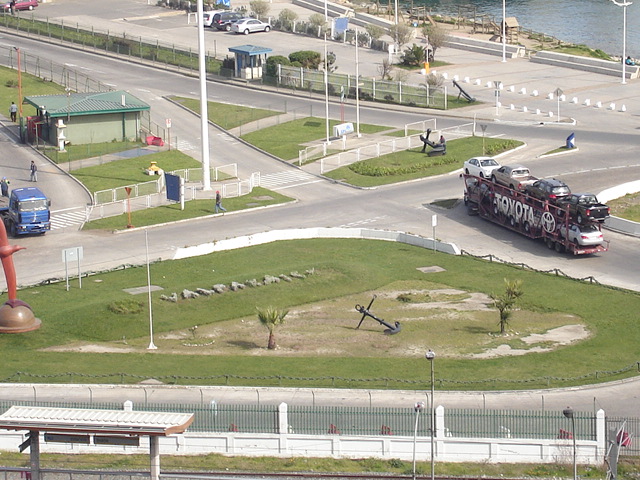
left=0, top=187, right=51, bottom=236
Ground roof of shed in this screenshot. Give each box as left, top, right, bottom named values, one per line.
left=228, top=45, right=272, bottom=55
left=23, top=91, right=150, bottom=118
left=0, top=406, right=194, bottom=436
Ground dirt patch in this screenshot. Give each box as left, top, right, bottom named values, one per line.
left=42, top=284, right=590, bottom=359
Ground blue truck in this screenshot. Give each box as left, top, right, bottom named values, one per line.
left=0, top=187, right=51, bottom=236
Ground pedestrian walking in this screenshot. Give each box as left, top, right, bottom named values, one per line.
left=9, top=102, right=17, bottom=122
left=0, top=177, right=9, bottom=198
left=9, top=0, right=15, bottom=15
left=30, top=161, right=37, bottom=182
left=215, top=190, right=227, bottom=214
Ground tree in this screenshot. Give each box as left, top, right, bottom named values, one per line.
left=421, top=23, right=450, bottom=60
left=401, top=44, right=427, bottom=66
left=389, top=24, right=413, bottom=51
left=249, top=0, right=270, bottom=18
left=377, top=57, right=393, bottom=80
left=257, top=306, right=288, bottom=350
left=365, top=24, right=384, bottom=40
left=308, top=13, right=326, bottom=28
left=278, top=8, right=298, bottom=28
left=490, top=279, right=523, bottom=334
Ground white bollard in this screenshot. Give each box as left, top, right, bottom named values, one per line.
left=522, top=106, right=528, bottom=113
left=442, top=72, right=448, bottom=79
left=464, top=76, right=470, bottom=83
left=487, top=81, right=493, bottom=88
left=595, top=101, right=602, bottom=108
left=475, top=79, right=481, bottom=85
left=584, top=99, right=591, bottom=106
left=508, top=85, right=515, bottom=92
left=547, top=92, right=554, bottom=100
left=621, top=104, right=627, bottom=112
left=520, top=87, right=527, bottom=94
left=571, top=97, right=578, bottom=104
left=560, top=94, right=566, bottom=101
left=535, top=109, right=541, bottom=115
left=510, top=104, right=515, bottom=110
left=453, top=74, right=459, bottom=81
left=608, top=103, right=616, bottom=110
left=548, top=111, right=554, bottom=117
left=532, top=90, right=539, bottom=97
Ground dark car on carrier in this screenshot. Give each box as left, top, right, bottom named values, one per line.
left=524, top=178, right=571, bottom=203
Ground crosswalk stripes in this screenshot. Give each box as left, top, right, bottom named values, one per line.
left=259, top=170, right=321, bottom=190
left=50, top=207, right=87, bottom=231
left=339, top=216, right=389, bottom=228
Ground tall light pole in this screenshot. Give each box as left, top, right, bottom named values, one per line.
left=555, top=88, right=563, bottom=123
left=196, top=0, right=212, bottom=190
left=501, top=0, right=506, bottom=62
left=494, top=81, right=501, bottom=116
left=355, top=26, right=361, bottom=137
left=610, top=0, right=632, bottom=84
left=425, top=349, right=436, bottom=480
left=563, top=407, right=577, bottom=480
left=323, top=0, right=330, bottom=144
left=412, top=401, right=424, bottom=480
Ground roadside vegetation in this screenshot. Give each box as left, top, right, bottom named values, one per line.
left=0, top=450, right=624, bottom=479
left=5, top=238, right=640, bottom=391
left=83, top=186, right=294, bottom=230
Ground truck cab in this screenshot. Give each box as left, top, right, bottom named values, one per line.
left=2, top=187, right=51, bottom=236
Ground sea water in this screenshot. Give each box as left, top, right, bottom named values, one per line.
left=413, top=0, right=639, bottom=58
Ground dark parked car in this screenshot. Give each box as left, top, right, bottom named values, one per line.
left=556, top=193, right=610, bottom=224
left=212, top=11, right=244, bottom=31
left=2, top=0, right=37, bottom=11
left=524, top=178, right=571, bottom=203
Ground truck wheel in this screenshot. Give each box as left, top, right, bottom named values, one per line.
left=509, top=216, right=517, bottom=228
left=491, top=175, right=496, bottom=183
left=577, top=214, right=584, bottom=224
left=545, top=237, right=554, bottom=249
left=555, top=241, right=565, bottom=253
left=8, top=221, right=16, bottom=238
left=523, top=222, right=531, bottom=234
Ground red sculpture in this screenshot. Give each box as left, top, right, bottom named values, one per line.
left=0, top=219, right=40, bottom=333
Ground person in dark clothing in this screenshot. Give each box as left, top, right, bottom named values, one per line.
left=0, top=177, right=9, bottom=197
left=215, top=190, right=227, bottom=214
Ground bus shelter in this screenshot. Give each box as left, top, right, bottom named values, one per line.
left=0, top=405, right=194, bottom=480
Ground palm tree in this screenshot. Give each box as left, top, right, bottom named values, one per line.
left=257, top=307, right=288, bottom=350
left=490, top=279, right=523, bottom=334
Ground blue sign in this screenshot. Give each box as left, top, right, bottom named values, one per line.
left=566, top=132, right=576, bottom=149
left=165, top=173, right=181, bottom=202
left=334, top=17, right=349, bottom=35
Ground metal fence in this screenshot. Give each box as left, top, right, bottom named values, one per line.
left=277, top=65, right=449, bottom=110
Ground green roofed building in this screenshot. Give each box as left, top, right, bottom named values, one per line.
left=22, top=90, right=150, bottom=146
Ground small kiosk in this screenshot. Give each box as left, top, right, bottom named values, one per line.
left=228, top=45, right=272, bottom=80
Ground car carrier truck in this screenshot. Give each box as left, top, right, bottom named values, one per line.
left=0, top=187, right=51, bottom=236
left=463, top=174, right=608, bottom=255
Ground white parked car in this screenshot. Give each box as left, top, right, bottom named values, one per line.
left=231, top=18, right=271, bottom=34
left=559, top=224, right=604, bottom=246
left=202, top=11, right=223, bottom=27
left=463, top=156, right=501, bottom=178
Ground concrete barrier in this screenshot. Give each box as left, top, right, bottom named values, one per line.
left=531, top=50, right=640, bottom=79
left=444, top=36, right=525, bottom=59
left=173, top=227, right=461, bottom=260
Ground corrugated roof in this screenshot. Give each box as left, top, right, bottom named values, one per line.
left=23, top=91, right=150, bottom=118
left=228, top=44, right=272, bottom=55
left=0, top=406, right=194, bottom=436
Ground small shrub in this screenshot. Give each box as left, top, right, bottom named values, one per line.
left=108, top=299, right=144, bottom=315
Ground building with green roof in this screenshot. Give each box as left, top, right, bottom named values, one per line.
left=22, top=90, right=150, bottom=146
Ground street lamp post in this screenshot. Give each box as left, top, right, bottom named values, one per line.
left=412, top=401, right=424, bottom=480
left=610, top=0, right=632, bottom=85
left=563, top=407, right=577, bottom=480
left=425, top=350, right=436, bottom=480
left=555, top=88, right=563, bottom=123
left=501, top=0, right=506, bottom=62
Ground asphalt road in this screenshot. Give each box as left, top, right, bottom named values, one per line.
left=0, top=0, right=637, bottom=415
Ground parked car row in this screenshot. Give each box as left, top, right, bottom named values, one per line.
left=201, top=11, right=270, bottom=34
left=463, top=156, right=611, bottom=228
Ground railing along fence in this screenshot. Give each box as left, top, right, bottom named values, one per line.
left=405, top=118, right=437, bottom=136
left=277, top=65, right=448, bottom=110
left=319, top=129, right=473, bottom=174
left=0, top=399, right=601, bottom=444
left=606, top=416, right=640, bottom=456
left=92, top=164, right=239, bottom=205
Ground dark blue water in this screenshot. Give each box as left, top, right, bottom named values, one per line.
left=415, top=0, right=640, bottom=58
